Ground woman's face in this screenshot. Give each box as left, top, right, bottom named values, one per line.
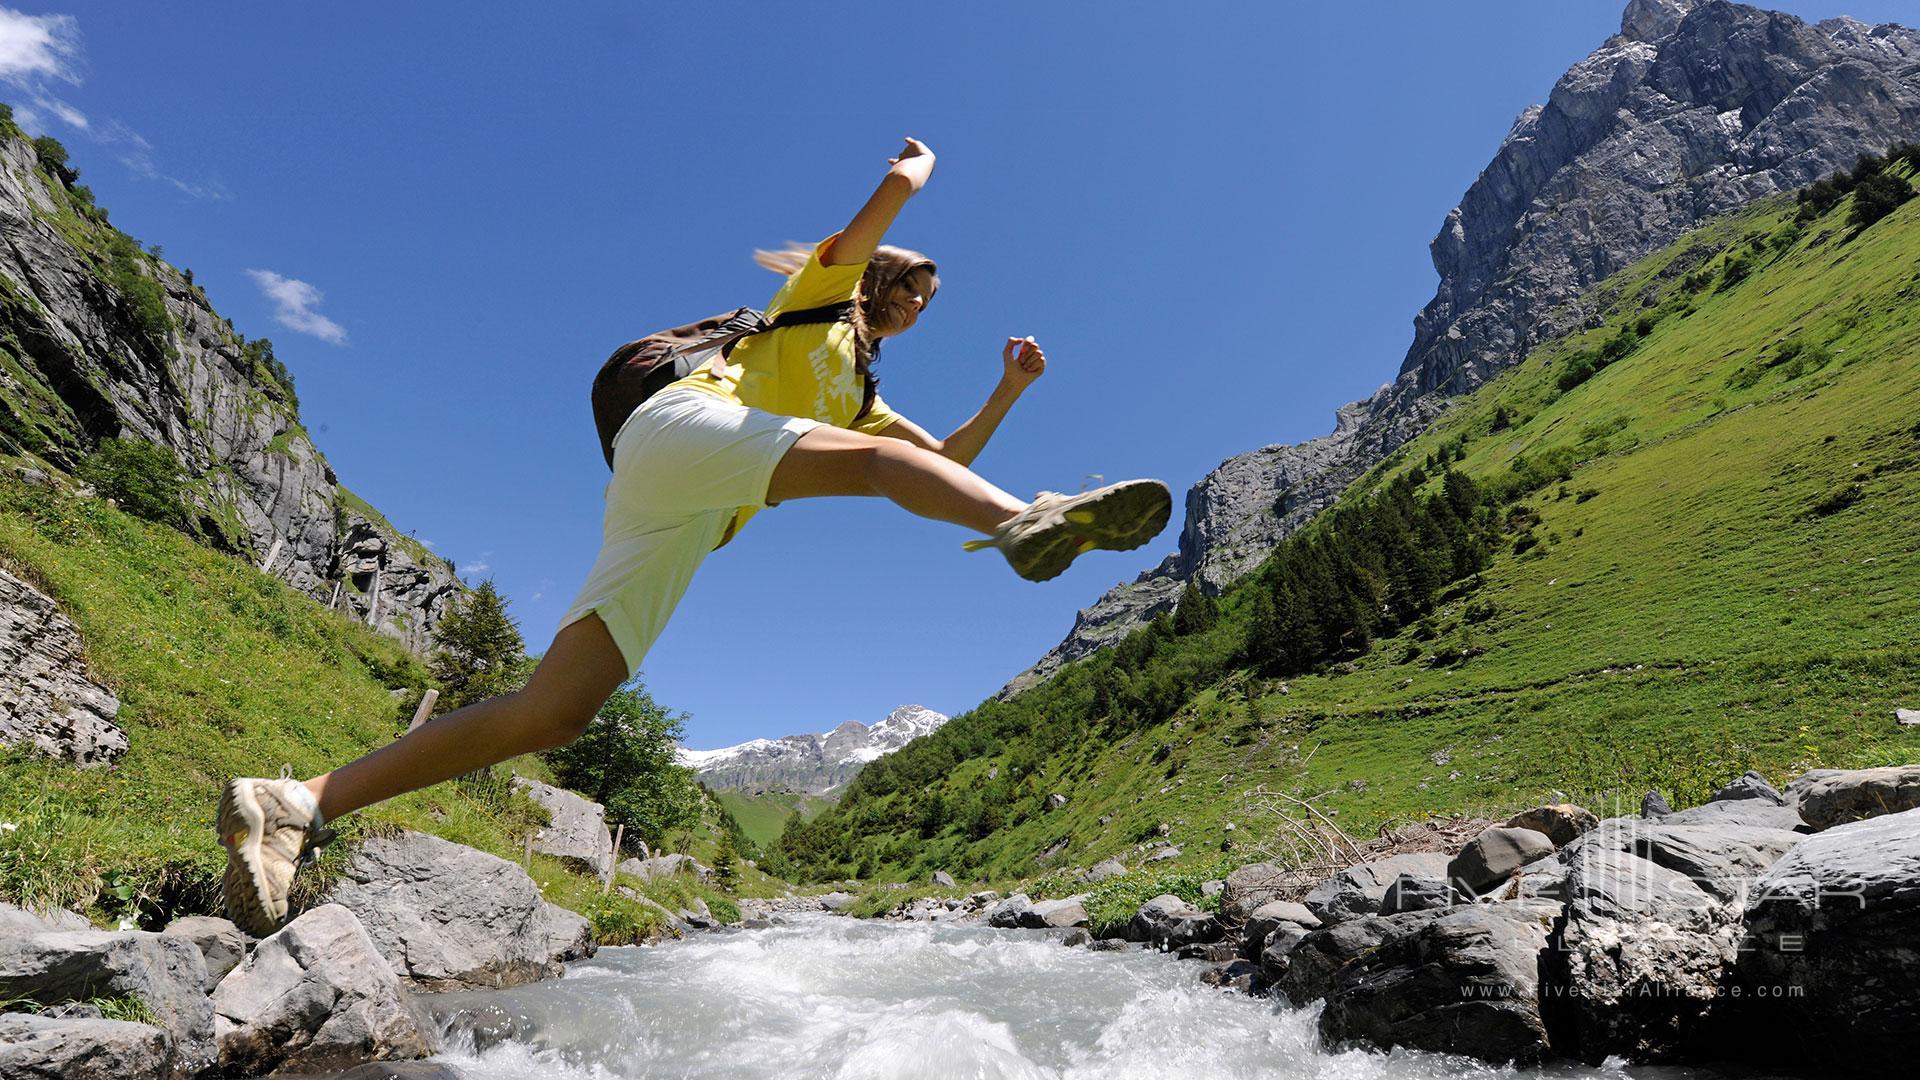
left=871, top=267, right=938, bottom=338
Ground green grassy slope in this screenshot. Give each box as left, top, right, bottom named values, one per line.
left=783, top=164, right=1920, bottom=886
left=716, top=789, right=833, bottom=850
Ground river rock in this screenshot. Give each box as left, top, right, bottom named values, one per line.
left=1504, top=803, right=1599, bottom=847
left=1278, top=910, right=1444, bottom=1005
left=0, top=568, right=126, bottom=767
left=1448, top=826, right=1556, bottom=896
left=1660, top=797, right=1805, bottom=832
left=1316, top=899, right=1561, bottom=1064
left=161, top=914, right=247, bottom=990
left=1303, top=852, right=1452, bottom=924
left=1789, top=765, right=1920, bottom=831
left=1220, top=862, right=1310, bottom=921
left=1738, top=806, right=1920, bottom=1072
left=1239, top=899, right=1319, bottom=962
left=1557, top=817, right=1802, bottom=1062
left=617, top=852, right=711, bottom=883
left=0, top=902, right=90, bottom=936
left=0, top=1013, right=175, bottom=1080
left=212, top=903, right=436, bottom=1075
left=512, top=777, right=615, bottom=879
left=1641, top=789, right=1672, bottom=817
left=1081, top=859, right=1126, bottom=884
left=1029, top=897, right=1089, bottom=929
left=0, top=926, right=213, bottom=1077
left=1710, top=770, right=1786, bottom=805
left=930, top=870, right=955, bottom=888
left=324, top=831, right=594, bottom=991
left=816, top=891, right=857, bottom=913
left=1379, top=873, right=1456, bottom=914
left=1127, top=894, right=1221, bottom=950
left=985, top=893, right=1032, bottom=929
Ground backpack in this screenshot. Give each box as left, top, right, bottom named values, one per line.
left=590, top=302, right=854, bottom=468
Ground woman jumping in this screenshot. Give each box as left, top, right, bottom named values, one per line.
left=217, top=138, right=1171, bottom=935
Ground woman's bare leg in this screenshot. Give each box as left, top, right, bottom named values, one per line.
left=302, top=614, right=628, bottom=821
left=766, top=425, right=1025, bottom=531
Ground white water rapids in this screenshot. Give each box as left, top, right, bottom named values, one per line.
left=416, top=915, right=1735, bottom=1080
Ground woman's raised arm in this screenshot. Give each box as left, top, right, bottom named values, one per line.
left=820, top=138, right=935, bottom=267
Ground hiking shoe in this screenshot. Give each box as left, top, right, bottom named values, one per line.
left=965, top=479, right=1172, bottom=582
left=218, top=770, right=329, bottom=937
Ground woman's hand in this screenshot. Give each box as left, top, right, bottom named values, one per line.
left=1002, top=336, right=1046, bottom=390
left=887, top=137, right=936, bottom=194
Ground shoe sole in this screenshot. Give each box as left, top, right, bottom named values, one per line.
left=218, top=780, right=280, bottom=937
left=1006, top=480, right=1172, bottom=582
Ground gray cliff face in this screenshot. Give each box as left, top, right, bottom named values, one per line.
left=1004, top=0, right=1920, bottom=695
left=0, top=127, right=459, bottom=654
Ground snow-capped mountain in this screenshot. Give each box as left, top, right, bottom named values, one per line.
left=678, top=705, right=949, bottom=795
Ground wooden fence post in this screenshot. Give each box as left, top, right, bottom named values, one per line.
left=406, top=688, right=440, bottom=733
left=522, top=833, right=533, bottom=873
left=603, top=822, right=625, bottom=894
left=328, top=580, right=343, bottom=611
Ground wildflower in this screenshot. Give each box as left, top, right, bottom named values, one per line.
left=0, top=822, right=16, bottom=832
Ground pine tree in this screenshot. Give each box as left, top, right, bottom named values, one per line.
left=1172, top=581, right=1218, bottom=635
left=428, top=580, right=530, bottom=710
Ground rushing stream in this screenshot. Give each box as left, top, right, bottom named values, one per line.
left=417, top=915, right=1736, bottom=1080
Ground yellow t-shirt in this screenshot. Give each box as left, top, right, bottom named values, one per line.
left=666, top=236, right=905, bottom=543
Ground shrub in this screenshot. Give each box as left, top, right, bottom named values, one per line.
left=77, top=438, right=186, bottom=528
left=1557, top=353, right=1597, bottom=392
left=102, top=234, right=172, bottom=346
left=1719, top=251, right=1758, bottom=291
left=1809, top=482, right=1862, bottom=517
left=1848, top=171, right=1914, bottom=232
left=32, top=135, right=76, bottom=185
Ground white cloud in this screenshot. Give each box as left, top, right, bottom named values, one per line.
left=0, top=9, right=79, bottom=85
left=459, top=561, right=491, bottom=576
left=245, top=269, right=347, bottom=345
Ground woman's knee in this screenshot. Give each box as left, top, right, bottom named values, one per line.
left=511, top=687, right=600, bottom=749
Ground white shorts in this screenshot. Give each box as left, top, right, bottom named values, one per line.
left=559, top=387, right=819, bottom=673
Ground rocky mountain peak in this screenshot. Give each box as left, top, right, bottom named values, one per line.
left=680, top=705, right=951, bottom=795
left=1622, top=0, right=1697, bottom=42
left=1002, top=0, right=1920, bottom=696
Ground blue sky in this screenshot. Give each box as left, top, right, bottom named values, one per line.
left=5, top=1, right=1913, bottom=748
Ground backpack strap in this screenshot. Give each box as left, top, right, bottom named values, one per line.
left=711, top=301, right=855, bottom=358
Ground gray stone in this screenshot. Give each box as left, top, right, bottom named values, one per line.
left=1279, top=911, right=1444, bottom=1005
left=1081, top=859, right=1126, bottom=884
left=1055, top=928, right=1091, bottom=948
left=1558, top=817, right=1802, bottom=1062
left=324, top=831, right=594, bottom=991
left=1504, top=803, right=1599, bottom=847
left=1199, top=879, right=1223, bottom=898
left=1143, top=845, right=1180, bottom=863
left=512, top=777, right=615, bottom=879
left=616, top=852, right=711, bottom=883
left=998, top=2, right=1920, bottom=697
left=1738, top=807, right=1920, bottom=1072
left=816, top=891, right=857, bottom=913
left=1220, top=862, right=1310, bottom=921
left=0, top=902, right=90, bottom=936
left=213, top=903, right=436, bottom=1075
left=930, top=870, right=955, bottom=888
left=1315, top=900, right=1561, bottom=1065
left=1046, top=792, right=1067, bottom=810
left=1641, top=789, right=1673, bottom=817
left=1303, top=852, right=1453, bottom=924
left=1239, top=899, right=1320, bottom=963
left=1789, top=765, right=1920, bottom=831
left=1379, top=873, right=1457, bottom=914
left=0, top=1013, right=174, bottom=1080
left=0, top=569, right=125, bottom=767
left=0, top=927, right=213, bottom=1077
left=1710, top=769, right=1786, bottom=805
left=1028, top=897, right=1089, bottom=929
left=1127, top=894, right=1221, bottom=950
left=1199, top=958, right=1260, bottom=993
left=1660, top=798, right=1806, bottom=832
left=161, top=914, right=247, bottom=990
left=1448, top=826, right=1556, bottom=895
left=985, top=893, right=1032, bottom=929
